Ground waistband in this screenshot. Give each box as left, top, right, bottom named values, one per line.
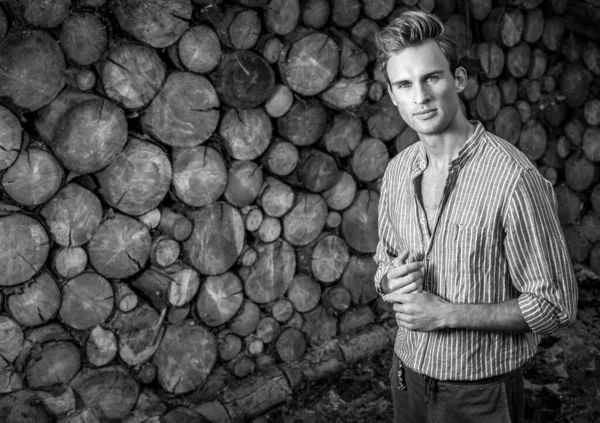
left=403, top=363, right=522, bottom=388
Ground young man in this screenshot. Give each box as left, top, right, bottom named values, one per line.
left=373, top=11, right=578, bottom=423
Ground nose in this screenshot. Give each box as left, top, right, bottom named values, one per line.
left=413, top=82, right=430, bottom=104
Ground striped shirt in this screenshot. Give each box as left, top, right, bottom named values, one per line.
left=373, top=122, right=578, bottom=381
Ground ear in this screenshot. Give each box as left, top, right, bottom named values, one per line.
left=454, top=66, right=468, bottom=93
left=387, top=84, right=397, bottom=106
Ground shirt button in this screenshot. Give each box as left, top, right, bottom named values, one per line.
left=426, top=255, right=432, bottom=260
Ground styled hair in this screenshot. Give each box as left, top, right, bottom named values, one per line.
left=375, top=11, right=459, bottom=84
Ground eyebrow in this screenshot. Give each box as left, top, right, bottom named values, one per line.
left=390, top=70, right=445, bottom=87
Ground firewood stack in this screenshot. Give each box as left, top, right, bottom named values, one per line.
left=0, top=0, right=598, bottom=421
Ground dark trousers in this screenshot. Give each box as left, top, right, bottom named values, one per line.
left=389, top=353, right=525, bottom=423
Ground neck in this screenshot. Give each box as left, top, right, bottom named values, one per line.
left=419, top=116, right=475, bottom=171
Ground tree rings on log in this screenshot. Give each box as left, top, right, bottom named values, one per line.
left=259, top=177, right=295, bottom=218
left=184, top=202, right=245, bottom=275
left=243, top=239, right=296, bottom=304
left=219, top=108, right=273, bottom=160
left=320, top=72, right=370, bottom=110
left=0, top=105, right=21, bottom=171
left=341, top=189, right=379, bottom=253
left=275, top=328, right=306, bottom=363
left=25, top=341, right=81, bottom=388
left=0, top=30, right=65, bottom=113
left=298, top=148, right=340, bottom=192
left=311, top=234, right=350, bottom=283
left=110, top=0, right=192, bottom=48
left=367, top=96, right=407, bottom=142
left=0, top=316, right=23, bottom=368
left=197, top=272, right=244, bottom=327
left=86, top=326, right=118, bottom=367
left=350, top=137, right=389, bottom=183
left=50, top=99, right=127, bottom=174
left=211, top=50, right=275, bottom=109
left=0, top=390, right=51, bottom=423
left=287, top=274, right=321, bottom=312
left=266, top=0, right=300, bottom=35
left=225, top=161, right=264, bottom=208
left=322, top=171, right=357, bottom=214
left=70, top=365, right=139, bottom=420
left=1, top=148, right=63, bottom=206
left=141, top=72, right=220, bottom=148
left=178, top=25, right=222, bottom=74
left=279, top=32, right=339, bottom=96
left=475, top=82, right=502, bottom=121
left=152, top=323, right=217, bottom=394
left=332, top=0, right=360, bottom=28
left=99, top=43, right=166, bottom=110
left=261, top=139, right=299, bottom=177
left=322, top=112, right=362, bottom=158
left=494, top=106, right=522, bottom=145
left=95, top=136, right=172, bottom=216
left=40, top=183, right=102, bottom=247
left=59, top=13, right=107, bottom=66
left=59, top=272, right=114, bottom=330
left=278, top=99, right=327, bottom=147
left=519, top=119, right=547, bottom=160
left=477, top=42, right=505, bottom=79
left=0, top=213, right=49, bottom=287
left=341, top=255, right=378, bottom=305
left=283, top=193, right=328, bottom=246
left=301, top=305, right=337, bottom=346
left=6, top=272, right=61, bottom=327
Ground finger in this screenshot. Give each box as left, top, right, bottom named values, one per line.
left=388, top=262, right=424, bottom=280
left=388, top=270, right=423, bottom=291
left=396, top=278, right=423, bottom=295
left=382, top=292, right=414, bottom=304
left=392, top=250, right=410, bottom=267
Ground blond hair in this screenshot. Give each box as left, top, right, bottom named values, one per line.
left=375, top=11, right=459, bottom=83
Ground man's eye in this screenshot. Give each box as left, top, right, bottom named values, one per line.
left=397, top=83, right=409, bottom=89
left=427, top=75, right=438, bottom=82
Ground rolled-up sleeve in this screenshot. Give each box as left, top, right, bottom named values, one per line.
left=373, top=172, right=395, bottom=296
left=505, top=170, right=578, bottom=335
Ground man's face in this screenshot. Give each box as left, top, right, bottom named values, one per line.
left=386, top=39, right=463, bottom=136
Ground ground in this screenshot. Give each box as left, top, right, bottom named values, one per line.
left=259, top=285, right=600, bottom=423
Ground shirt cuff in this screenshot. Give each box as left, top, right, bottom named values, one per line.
left=518, top=293, right=559, bottom=335
left=374, top=264, right=390, bottom=296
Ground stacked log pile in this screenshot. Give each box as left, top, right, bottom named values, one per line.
left=0, top=0, right=598, bottom=421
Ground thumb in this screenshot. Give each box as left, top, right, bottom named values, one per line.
left=393, top=250, right=410, bottom=267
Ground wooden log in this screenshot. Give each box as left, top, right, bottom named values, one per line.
left=287, top=311, right=304, bottom=330
left=322, top=111, right=363, bottom=157
left=301, top=0, right=330, bottom=28
left=218, top=332, right=243, bottom=361
left=59, top=12, right=107, bottom=66
left=245, top=334, right=264, bottom=356
left=0, top=316, right=24, bottom=368
left=276, top=328, right=306, bottom=363
left=157, top=208, right=193, bottom=242
left=0, top=105, right=21, bottom=171
left=99, top=43, right=166, bottom=110
left=243, top=206, right=264, bottom=232
left=462, top=75, right=479, bottom=101
left=183, top=202, right=245, bottom=275
left=287, top=273, right=321, bottom=313
left=351, top=18, right=380, bottom=62
left=326, top=210, right=343, bottom=229
left=506, top=41, right=531, bottom=78
left=137, top=208, right=161, bottom=231
left=301, top=305, right=337, bottom=346
left=6, top=272, right=61, bottom=327
left=16, top=323, right=71, bottom=371
left=25, top=341, right=81, bottom=388
left=167, top=263, right=201, bottom=307
left=591, top=243, right=600, bottom=282
left=565, top=153, right=597, bottom=192
left=528, top=48, right=547, bottom=79
left=196, top=272, right=244, bottom=327
left=35, top=386, right=76, bottom=418
left=563, top=225, right=591, bottom=263
left=172, top=145, right=227, bottom=207
left=261, top=138, right=299, bottom=177
left=167, top=304, right=190, bottom=325
left=256, top=216, right=282, bottom=243
left=341, top=255, right=379, bottom=305
left=0, top=369, right=24, bottom=394
left=163, top=406, right=210, bottom=423
left=585, top=99, right=600, bottom=126
left=60, top=272, right=114, bottom=330
left=475, top=42, right=505, bottom=80
left=49, top=97, right=127, bottom=173
left=581, top=212, right=600, bottom=244
left=110, top=302, right=164, bottom=366
left=322, top=171, right=357, bottom=211
left=583, top=41, right=600, bottom=76
left=0, top=213, right=49, bottom=287
left=278, top=31, right=339, bottom=96
left=475, top=82, right=502, bottom=121
left=469, top=0, right=492, bottom=20
left=330, top=28, right=369, bottom=78
left=269, top=300, right=294, bottom=324
left=350, top=137, right=389, bottom=183
left=583, top=126, right=600, bottom=162
left=283, top=192, right=328, bottom=246
left=87, top=213, right=151, bottom=279
left=1, top=147, right=63, bottom=206
left=228, top=300, right=261, bottom=337
left=0, top=30, right=65, bottom=113
left=219, top=107, right=273, bottom=160
left=369, top=81, right=384, bottom=102
left=341, top=189, right=379, bottom=253
left=76, top=68, right=96, bottom=92
left=141, top=72, right=220, bottom=148
left=86, top=326, right=118, bottom=367
left=110, top=0, right=191, bottom=48
left=51, top=246, right=88, bottom=279
left=211, top=50, right=275, bottom=109
left=237, top=245, right=258, bottom=267
left=498, top=77, right=518, bottom=105
left=515, top=99, right=532, bottom=122
left=114, top=281, right=138, bottom=313
left=223, top=161, right=263, bottom=208
left=131, top=266, right=170, bottom=310
left=265, top=84, right=294, bottom=118
left=339, top=306, right=375, bottom=334
left=0, top=6, right=6, bottom=41
left=297, top=148, right=340, bottom=192
left=562, top=31, right=583, bottom=63
left=518, top=119, right=547, bottom=160
left=322, top=285, right=352, bottom=312
left=320, top=72, right=370, bottom=110
left=565, top=117, right=586, bottom=147
left=493, top=106, right=522, bottom=145
left=264, top=0, right=299, bottom=35
left=523, top=7, right=544, bottom=43
left=0, top=390, right=51, bottom=423
left=69, top=365, right=139, bottom=420
left=96, top=136, right=171, bottom=216
left=57, top=406, right=105, bottom=423
left=243, top=239, right=296, bottom=303
left=256, top=34, right=284, bottom=64
left=311, top=234, right=350, bottom=284
left=541, top=16, right=565, bottom=52
left=207, top=6, right=261, bottom=50
left=332, top=0, right=360, bottom=27
left=278, top=99, right=328, bottom=147
left=255, top=317, right=280, bottom=343
left=524, top=79, right=541, bottom=103
left=149, top=235, right=180, bottom=268
left=176, top=25, right=221, bottom=74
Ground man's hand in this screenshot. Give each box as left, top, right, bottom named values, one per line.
left=382, top=291, right=450, bottom=332
left=383, top=251, right=424, bottom=295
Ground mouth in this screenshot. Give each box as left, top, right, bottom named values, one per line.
left=414, top=109, right=436, bottom=117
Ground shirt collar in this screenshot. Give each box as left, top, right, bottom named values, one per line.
left=414, top=121, right=485, bottom=173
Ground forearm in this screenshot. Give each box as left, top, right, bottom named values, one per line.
left=444, top=298, right=531, bottom=333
